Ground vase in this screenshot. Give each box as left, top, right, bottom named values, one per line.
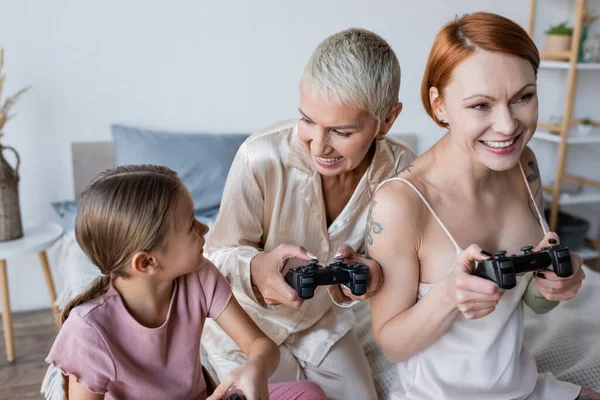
left=545, top=35, right=572, bottom=52
left=577, top=124, right=593, bottom=136
left=578, top=26, right=589, bottom=62
left=0, top=144, right=23, bottom=241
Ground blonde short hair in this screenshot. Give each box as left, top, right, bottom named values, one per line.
left=300, top=28, right=401, bottom=122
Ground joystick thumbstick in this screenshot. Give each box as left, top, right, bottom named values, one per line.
left=520, top=245, right=534, bottom=254
left=333, top=257, right=344, bottom=264
left=494, top=250, right=507, bottom=258
left=308, top=259, right=319, bottom=266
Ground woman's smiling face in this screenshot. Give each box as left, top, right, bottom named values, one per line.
left=297, top=86, right=382, bottom=177
left=432, top=49, right=539, bottom=171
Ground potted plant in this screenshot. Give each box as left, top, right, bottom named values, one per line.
left=0, top=48, right=30, bottom=241
left=545, top=22, right=574, bottom=52
left=578, top=118, right=594, bottom=136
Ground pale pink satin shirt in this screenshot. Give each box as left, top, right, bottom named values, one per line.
left=202, top=120, right=416, bottom=366
left=46, top=261, right=232, bottom=400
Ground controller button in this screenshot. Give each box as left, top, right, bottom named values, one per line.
left=557, top=249, right=570, bottom=258
left=520, top=245, right=534, bottom=254
left=301, top=277, right=314, bottom=285
left=501, top=274, right=516, bottom=288
left=354, top=284, right=367, bottom=295
left=301, top=288, right=314, bottom=298
left=499, top=261, right=513, bottom=271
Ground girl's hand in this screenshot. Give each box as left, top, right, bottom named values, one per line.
left=207, top=360, right=269, bottom=400
left=444, top=244, right=505, bottom=320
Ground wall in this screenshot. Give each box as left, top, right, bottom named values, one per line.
left=0, top=0, right=598, bottom=311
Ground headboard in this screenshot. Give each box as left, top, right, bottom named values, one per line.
left=71, top=134, right=418, bottom=199
left=72, top=142, right=115, bottom=200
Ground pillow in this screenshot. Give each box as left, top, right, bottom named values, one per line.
left=51, top=200, right=79, bottom=232
left=51, top=199, right=217, bottom=233
left=111, top=124, right=249, bottom=218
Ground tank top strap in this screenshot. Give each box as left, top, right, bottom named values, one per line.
left=376, top=177, right=462, bottom=254
left=517, top=161, right=549, bottom=235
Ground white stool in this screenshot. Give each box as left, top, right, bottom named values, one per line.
left=0, top=222, right=63, bottom=362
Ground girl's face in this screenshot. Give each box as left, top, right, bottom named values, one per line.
left=297, top=87, right=383, bottom=177
left=432, top=49, right=538, bottom=171
left=157, top=186, right=209, bottom=278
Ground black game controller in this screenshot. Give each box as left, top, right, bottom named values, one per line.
left=474, top=245, right=572, bottom=289
left=285, top=257, right=369, bottom=299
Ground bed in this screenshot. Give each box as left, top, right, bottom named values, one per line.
left=41, top=128, right=600, bottom=399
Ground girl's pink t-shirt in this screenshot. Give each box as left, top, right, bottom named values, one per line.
left=46, top=260, right=232, bottom=400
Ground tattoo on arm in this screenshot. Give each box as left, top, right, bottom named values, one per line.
left=364, top=199, right=383, bottom=257
left=576, top=387, right=600, bottom=399
left=396, top=164, right=413, bottom=176
left=575, top=394, right=600, bottom=399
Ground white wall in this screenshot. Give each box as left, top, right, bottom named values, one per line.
left=0, top=0, right=598, bottom=311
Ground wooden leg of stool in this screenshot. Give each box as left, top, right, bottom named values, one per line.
left=0, top=259, right=14, bottom=362
left=39, top=251, right=59, bottom=322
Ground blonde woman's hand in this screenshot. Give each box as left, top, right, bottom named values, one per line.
left=250, top=244, right=315, bottom=308
left=532, top=232, right=585, bottom=302
left=206, top=360, right=269, bottom=400
left=444, top=244, right=505, bottom=320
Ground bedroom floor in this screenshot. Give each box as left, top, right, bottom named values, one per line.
left=0, top=309, right=55, bottom=399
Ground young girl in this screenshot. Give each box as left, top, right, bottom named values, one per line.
left=45, top=165, right=326, bottom=400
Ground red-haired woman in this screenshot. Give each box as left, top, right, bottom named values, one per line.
left=367, top=12, right=596, bottom=399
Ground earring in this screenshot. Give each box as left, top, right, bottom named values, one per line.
left=376, top=133, right=386, bottom=140
left=439, top=117, right=446, bottom=124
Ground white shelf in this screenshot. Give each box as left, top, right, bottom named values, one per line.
left=540, top=61, right=600, bottom=70
left=578, top=246, right=599, bottom=260
left=533, top=130, right=600, bottom=144
left=543, top=191, right=600, bottom=205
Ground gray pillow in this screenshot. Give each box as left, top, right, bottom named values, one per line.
left=111, top=124, right=249, bottom=218
left=51, top=200, right=79, bottom=232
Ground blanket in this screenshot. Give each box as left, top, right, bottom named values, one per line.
left=41, top=233, right=600, bottom=399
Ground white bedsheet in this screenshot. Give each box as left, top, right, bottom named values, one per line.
left=42, top=233, right=600, bottom=399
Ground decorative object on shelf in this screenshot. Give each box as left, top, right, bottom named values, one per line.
left=0, top=48, right=30, bottom=242
left=544, top=22, right=573, bottom=52
left=549, top=115, right=563, bottom=125
left=579, top=8, right=599, bottom=62
left=528, top=0, right=600, bottom=265
left=544, top=209, right=590, bottom=251
left=583, top=33, right=600, bottom=63
left=577, top=118, right=594, bottom=136
left=549, top=179, right=583, bottom=196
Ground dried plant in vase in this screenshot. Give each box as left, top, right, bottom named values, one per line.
left=0, top=48, right=30, bottom=241
left=580, top=9, right=600, bottom=62
left=582, top=8, right=599, bottom=26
